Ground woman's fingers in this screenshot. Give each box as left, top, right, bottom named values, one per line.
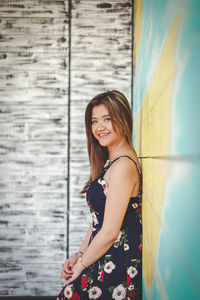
left=64, top=265, right=73, bottom=274
left=61, top=268, right=72, bottom=279
left=62, top=267, right=71, bottom=276
left=61, top=258, right=76, bottom=279
left=61, top=262, right=74, bottom=279
left=64, top=261, right=73, bottom=271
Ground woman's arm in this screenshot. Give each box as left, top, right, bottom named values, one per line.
left=77, top=221, right=93, bottom=254
left=65, top=158, right=139, bottom=284
left=61, top=222, right=93, bottom=279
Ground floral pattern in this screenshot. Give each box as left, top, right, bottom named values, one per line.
left=98, top=177, right=109, bottom=196
left=87, top=196, right=100, bottom=227
left=81, top=274, right=88, bottom=291
left=57, top=155, right=142, bottom=300
left=104, top=261, right=116, bottom=273
left=127, top=266, right=138, bottom=279
left=113, top=229, right=128, bottom=248
left=88, top=286, right=102, bottom=299
left=124, top=243, right=129, bottom=251
left=64, top=284, right=73, bottom=299
left=97, top=255, right=114, bottom=280
left=91, top=211, right=99, bottom=225
left=70, top=292, right=80, bottom=300
left=111, top=284, right=126, bottom=299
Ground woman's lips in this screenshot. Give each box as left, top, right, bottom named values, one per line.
left=98, top=132, right=110, bottom=138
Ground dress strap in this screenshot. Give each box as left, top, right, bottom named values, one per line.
left=109, top=155, right=141, bottom=175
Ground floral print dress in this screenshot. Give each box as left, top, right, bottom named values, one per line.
left=57, top=155, right=142, bottom=300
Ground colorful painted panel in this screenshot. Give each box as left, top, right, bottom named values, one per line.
left=133, top=0, right=200, bottom=299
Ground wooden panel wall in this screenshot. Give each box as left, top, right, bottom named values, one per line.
left=69, top=0, right=132, bottom=257
left=0, top=0, right=69, bottom=296
left=0, top=0, right=132, bottom=296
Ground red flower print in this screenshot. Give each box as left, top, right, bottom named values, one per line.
left=138, top=208, right=141, bottom=212
left=71, top=292, right=80, bottom=300
left=127, top=274, right=131, bottom=286
left=139, top=239, right=142, bottom=251
left=101, top=270, right=104, bottom=281
left=81, top=275, right=88, bottom=289
left=128, top=290, right=136, bottom=298
left=61, top=289, right=64, bottom=295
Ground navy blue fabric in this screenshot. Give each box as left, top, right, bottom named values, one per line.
left=57, top=156, right=142, bottom=300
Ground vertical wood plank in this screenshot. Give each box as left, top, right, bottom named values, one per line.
left=0, top=0, right=132, bottom=296
left=69, top=0, right=132, bottom=257
left=0, top=0, right=69, bottom=296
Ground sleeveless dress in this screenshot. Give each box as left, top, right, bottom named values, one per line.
left=57, top=155, right=142, bottom=300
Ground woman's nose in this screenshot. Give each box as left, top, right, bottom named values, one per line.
left=96, top=120, right=105, bottom=130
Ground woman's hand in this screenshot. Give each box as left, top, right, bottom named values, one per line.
left=61, top=255, right=79, bottom=280
left=65, top=257, right=85, bottom=285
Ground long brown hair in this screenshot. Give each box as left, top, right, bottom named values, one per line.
left=81, top=90, right=133, bottom=193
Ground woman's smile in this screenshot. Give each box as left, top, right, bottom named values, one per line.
left=98, top=132, right=110, bottom=138
left=91, top=104, right=122, bottom=147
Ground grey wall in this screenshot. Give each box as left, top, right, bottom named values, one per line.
left=0, top=0, right=132, bottom=296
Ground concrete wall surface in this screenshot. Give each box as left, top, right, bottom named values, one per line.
left=133, top=0, right=200, bottom=299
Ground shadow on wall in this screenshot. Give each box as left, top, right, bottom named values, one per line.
left=133, top=0, right=200, bottom=299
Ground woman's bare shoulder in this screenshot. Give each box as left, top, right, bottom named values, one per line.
left=105, top=155, right=139, bottom=184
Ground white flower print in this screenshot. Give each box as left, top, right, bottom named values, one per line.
left=88, top=286, right=102, bottom=299
left=112, top=284, right=126, bottom=299
left=114, top=231, right=122, bottom=243
left=124, top=243, right=129, bottom=251
left=64, top=284, right=73, bottom=299
left=128, top=284, right=134, bottom=291
left=132, top=203, right=138, bottom=209
left=127, top=266, right=138, bottom=278
left=98, top=178, right=108, bottom=196
left=92, top=212, right=98, bottom=225
left=104, top=261, right=116, bottom=273
left=104, top=160, right=111, bottom=168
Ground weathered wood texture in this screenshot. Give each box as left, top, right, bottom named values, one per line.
left=0, top=0, right=69, bottom=297
left=0, top=0, right=132, bottom=296
left=69, top=0, right=132, bottom=261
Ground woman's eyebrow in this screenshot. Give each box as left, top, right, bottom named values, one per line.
left=91, top=114, right=110, bottom=119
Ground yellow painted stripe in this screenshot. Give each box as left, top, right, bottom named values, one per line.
left=135, top=16, right=180, bottom=288
left=134, top=0, right=143, bottom=66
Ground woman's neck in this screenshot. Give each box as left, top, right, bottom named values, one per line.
left=108, top=139, right=133, bottom=161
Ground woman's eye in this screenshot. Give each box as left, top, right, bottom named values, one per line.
left=104, top=117, right=111, bottom=122
left=91, top=120, right=97, bottom=125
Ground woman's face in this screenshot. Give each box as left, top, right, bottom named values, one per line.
left=91, top=104, right=123, bottom=148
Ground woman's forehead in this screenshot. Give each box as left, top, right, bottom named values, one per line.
left=91, top=104, right=109, bottom=117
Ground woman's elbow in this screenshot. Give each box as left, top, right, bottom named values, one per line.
left=100, top=228, right=119, bottom=244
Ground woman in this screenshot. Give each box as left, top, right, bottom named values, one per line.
left=57, top=90, right=142, bottom=300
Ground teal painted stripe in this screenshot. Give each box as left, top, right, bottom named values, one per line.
left=133, top=0, right=200, bottom=299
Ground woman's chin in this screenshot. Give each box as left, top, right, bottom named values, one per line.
left=98, top=140, right=109, bottom=147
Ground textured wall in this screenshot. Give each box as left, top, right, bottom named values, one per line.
left=133, top=0, right=200, bottom=299
left=0, top=0, right=132, bottom=296
left=0, top=0, right=69, bottom=296
left=69, top=0, right=132, bottom=258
